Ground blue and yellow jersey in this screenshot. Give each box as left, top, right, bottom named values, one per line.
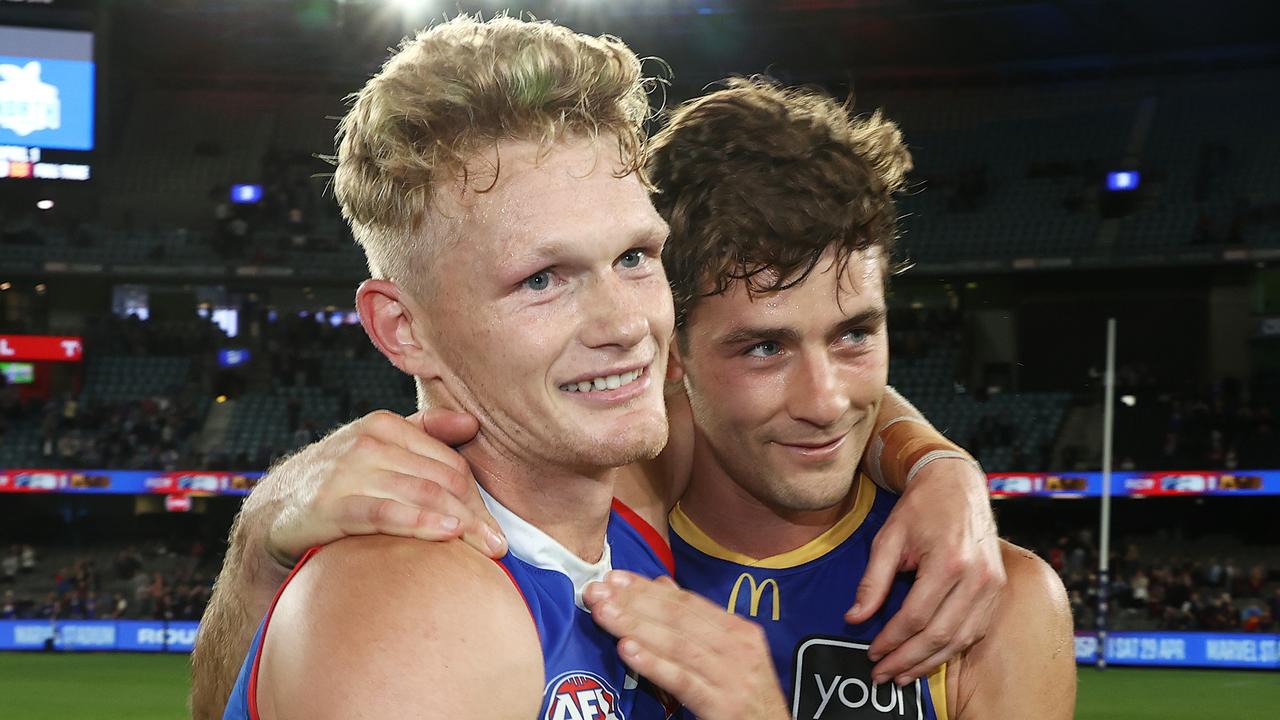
left=671, top=474, right=948, bottom=720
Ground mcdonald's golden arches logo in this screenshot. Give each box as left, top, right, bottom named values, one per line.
left=727, top=573, right=780, bottom=621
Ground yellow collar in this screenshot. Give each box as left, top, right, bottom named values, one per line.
left=669, top=474, right=877, bottom=569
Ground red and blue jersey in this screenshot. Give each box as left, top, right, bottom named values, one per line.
left=670, top=474, right=949, bottom=720
left=223, top=488, right=677, bottom=720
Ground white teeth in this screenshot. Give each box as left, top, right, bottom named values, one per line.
left=560, top=368, right=645, bottom=393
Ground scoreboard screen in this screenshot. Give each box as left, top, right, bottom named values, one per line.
left=0, top=362, right=34, bottom=384
left=0, top=24, right=93, bottom=181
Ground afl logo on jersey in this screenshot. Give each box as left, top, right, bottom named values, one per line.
left=543, top=671, right=625, bottom=720
left=792, top=638, right=924, bottom=720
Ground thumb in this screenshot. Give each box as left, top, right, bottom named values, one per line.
left=412, top=408, right=480, bottom=447
left=846, top=528, right=906, bottom=624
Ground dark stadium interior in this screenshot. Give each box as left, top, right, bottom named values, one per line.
left=1, top=2, right=1279, bottom=716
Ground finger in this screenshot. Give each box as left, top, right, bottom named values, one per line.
left=364, top=411, right=504, bottom=552
left=847, top=525, right=907, bottom=624
left=589, top=573, right=730, bottom=650
left=606, top=570, right=724, bottom=618
left=364, top=443, right=505, bottom=557
left=387, top=473, right=501, bottom=558
left=363, top=442, right=474, bottom=504
left=332, top=468, right=491, bottom=550
left=868, top=579, right=970, bottom=683
left=889, top=598, right=993, bottom=686
left=865, top=551, right=958, bottom=662
left=443, top=467, right=504, bottom=556
left=361, top=410, right=471, bottom=477
left=616, top=636, right=720, bottom=717
left=414, top=408, right=480, bottom=449
left=333, top=494, right=466, bottom=541
left=593, top=596, right=717, bottom=675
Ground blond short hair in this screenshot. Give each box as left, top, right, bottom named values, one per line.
left=334, top=15, right=653, bottom=290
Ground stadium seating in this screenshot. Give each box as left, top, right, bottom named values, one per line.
left=5, top=73, right=1279, bottom=272
left=888, top=346, right=1071, bottom=472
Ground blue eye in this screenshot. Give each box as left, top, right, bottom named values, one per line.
left=619, top=249, right=644, bottom=269
left=523, top=271, right=552, bottom=291
left=844, top=329, right=868, bottom=344
left=746, top=341, right=782, bottom=358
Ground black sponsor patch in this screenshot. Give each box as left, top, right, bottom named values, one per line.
left=792, top=637, right=923, bottom=720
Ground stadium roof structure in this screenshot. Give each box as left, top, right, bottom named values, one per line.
left=49, top=1, right=1280, bottom=93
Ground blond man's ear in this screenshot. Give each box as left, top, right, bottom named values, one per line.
left=355, top=278, right=444, bottom=384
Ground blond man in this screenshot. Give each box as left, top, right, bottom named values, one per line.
left=216, top=17, right=755, bottom=719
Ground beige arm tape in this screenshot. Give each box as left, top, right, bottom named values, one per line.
left=868, top=416, right=978, bottom=492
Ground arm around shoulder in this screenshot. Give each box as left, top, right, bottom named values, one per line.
left=949, top=541, right=1076, bottom=720
left=190, top=498, right=293, bottom=720
left=256, top=535, right=544, bottom=720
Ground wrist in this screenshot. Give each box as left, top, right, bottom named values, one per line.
left=238, top=499, right=298, bottom=578
left=907, top=450, right=984, bottom=488
left=869, top=416, right=978, bottom=493
left=902, top=454, right=994, bottom=532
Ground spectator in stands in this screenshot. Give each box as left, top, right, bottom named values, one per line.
left=131, top=567, right=151, bottom=613
left=1, top=590, right=15, bottom=619
left=38, top=592, right=60, bottom=620
left=113, top=547, right=141, bottom=581
left=1, top=547, right=17, bottom=583
left=1130, top=569, right=1150, bottom=609
left=1224, top=558, right=1241, bottom=592
left=111, top=592, right=129, bottom=619
left=1205, top=556, right=1224, bottom=587
left=148, top=571, right=166, bottom=608
left=1240, top=604, right=1264, bottom=632
left=1048, top=537, right=1067, bottom=573
left=1246, top=565, right=1267, bottom=596
left=68, top=590, right=85, bottom=619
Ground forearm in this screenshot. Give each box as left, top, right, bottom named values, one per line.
left=190, top=495, right=292, bottom=719
left=866, top=386, right=978, bottom=493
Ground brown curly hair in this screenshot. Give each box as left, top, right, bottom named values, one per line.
left=646, top=77, right=913, bottom=330
left=333, top=14, right=657, bottom=291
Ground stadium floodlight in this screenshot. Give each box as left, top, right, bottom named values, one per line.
left=390, top=0, right=435, bottom=15
left=1105, top=171, right=1140, bottom=192
left=36, top=199, right=53, bottom=210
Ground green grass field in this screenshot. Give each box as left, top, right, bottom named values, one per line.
left=0, top=653, right=1276, bottom=718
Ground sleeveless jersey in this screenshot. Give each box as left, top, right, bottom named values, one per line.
left=670, top=474, right=949, bottom=720
left=224, top=488, right=678, bottom=720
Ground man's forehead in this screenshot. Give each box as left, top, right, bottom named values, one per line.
left=442, top=139, right=659, bottom=253
left=463, top=139, right=639, bottom=209
left=716, top=250, right=885, bottom=316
